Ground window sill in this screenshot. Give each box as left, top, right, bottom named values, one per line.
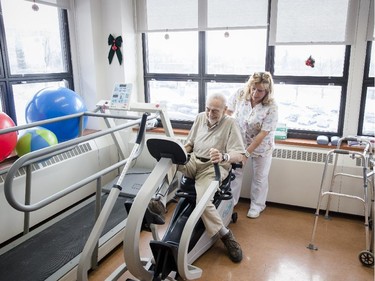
left=146, top=128, right=363, bottom=151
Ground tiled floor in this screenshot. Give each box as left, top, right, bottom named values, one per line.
left=88, top=199, right=374, bottom=281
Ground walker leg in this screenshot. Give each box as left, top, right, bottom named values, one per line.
left=324, top=195, right=332, bottom=219
left=307, top=209, right=321, bottom=251
left=307, top=172, right=328, bottom=251
left=359, top=155, right=374, bottom=267
left=324, top=153, right=339, bottom=219
left=364, top=188, right=371, bottom=252
left=324, top=181, right=336, bottom=220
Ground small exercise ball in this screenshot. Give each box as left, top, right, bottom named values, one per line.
left=0, top=112, right=18, bottom=162
left=25, top=87, right=88, bottom=142
left=16, top=127, right=58, bottom=157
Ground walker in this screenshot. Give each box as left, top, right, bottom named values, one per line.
left=307, top=136, right=374, bottom=267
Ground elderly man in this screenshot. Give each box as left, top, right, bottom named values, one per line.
left=178, top=92, right=245, bottom=263
left=149, top=92, right=245, bottom=262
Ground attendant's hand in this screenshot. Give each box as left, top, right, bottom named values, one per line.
left=209, top=148, right=221, bottom=163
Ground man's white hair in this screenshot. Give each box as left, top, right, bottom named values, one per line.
left=206, top=92, right=227, bottom=107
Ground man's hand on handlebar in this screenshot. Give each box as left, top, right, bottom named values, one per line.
left=209, top=148, right=222, bottom=163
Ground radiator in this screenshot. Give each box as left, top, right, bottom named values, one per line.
left=0, top=135, right=117, bottom=245
left=241, top=145, right=367, bottom=216
left=133, top=131, right=368, bottom=216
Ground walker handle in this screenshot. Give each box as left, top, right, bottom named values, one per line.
left=333, top=149, right=349, bottom=155
left=344, top=137, right=358, bottom=142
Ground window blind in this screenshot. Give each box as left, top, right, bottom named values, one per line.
left=135, top=0, right=268, bottom=32
left=206, top=0, right=268, bottom=29
left=269, top=0, right=359, bottom=45
left=25, top=0, right=71, bottom=10
left=367, top=0, right=374, bottom=41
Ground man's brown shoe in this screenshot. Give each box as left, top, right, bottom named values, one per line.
left=221, top=230, right=243, bottom=263
left=147, top=199, right=166, bottom=224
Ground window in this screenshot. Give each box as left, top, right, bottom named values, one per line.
left=274, top=84, right=342, bottom=134
left=206, top=30, right=267, bottom=75
left=143, top=30, right=266, bottom=129
left=147, top=32, right=198, bottom=74
left=149, top=80, right=199, bottom=122
left=0, top=0, right=73, bottom=125
left=273, top=45, right=347, bottom=77
left=273, top=44, right=349, bottom=137
left=144, top=30, right=350, bottom=138
left=359, top=42, right=375, bottom=136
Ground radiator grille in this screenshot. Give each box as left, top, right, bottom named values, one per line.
left=272, top=148, right=334, bottom=164
left=0, top=143, right=93, bottom=184
left=272, top=147, right=371, bottom=168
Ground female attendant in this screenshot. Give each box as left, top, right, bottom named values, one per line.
left=227, top=71, right=278, bottom=218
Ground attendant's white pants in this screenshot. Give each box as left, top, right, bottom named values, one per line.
left=248, top=154, right=273, bottom=212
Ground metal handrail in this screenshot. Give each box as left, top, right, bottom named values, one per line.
left=3, top=112, right=156, bottom=213
left=0, top=111, right=140, bottom=135
left=0, top=112, right=85, bottom=135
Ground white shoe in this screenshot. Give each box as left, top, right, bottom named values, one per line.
left=247, top=209, right=260, bottom=219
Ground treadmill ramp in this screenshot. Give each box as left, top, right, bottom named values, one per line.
left=0, top=194, right=128, bottom=281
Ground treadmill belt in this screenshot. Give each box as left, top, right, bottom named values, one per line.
left=0, top=194, right=128, bottom=281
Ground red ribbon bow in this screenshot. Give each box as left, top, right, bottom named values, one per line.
left=305, top=55, right=315, bottom=68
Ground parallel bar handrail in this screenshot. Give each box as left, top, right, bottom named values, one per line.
left=0, top=112, right=86, bottom=135
left=3, top=112, right=156, bottom=213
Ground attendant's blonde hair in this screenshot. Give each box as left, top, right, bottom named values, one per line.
left=243, top=71, right=275, bottom=105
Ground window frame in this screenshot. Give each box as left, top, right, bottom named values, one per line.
left=143, top=30, right=351, bottom=140
left=271, top=45, right=350, bottom=139
left=358, top=41, right=374, bottom=136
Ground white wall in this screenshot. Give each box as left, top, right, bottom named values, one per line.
left=70, top=0, right=138, bottom=130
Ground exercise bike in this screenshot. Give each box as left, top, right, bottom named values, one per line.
left=116, top=137, right=239, bottom=281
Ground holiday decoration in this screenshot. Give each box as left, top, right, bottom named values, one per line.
left=108, top=34, right=123, bottom=65
left=305, top=55, right=315, bottom=68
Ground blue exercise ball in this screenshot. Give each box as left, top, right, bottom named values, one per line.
left=25, top=87, right=88, bottom=142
